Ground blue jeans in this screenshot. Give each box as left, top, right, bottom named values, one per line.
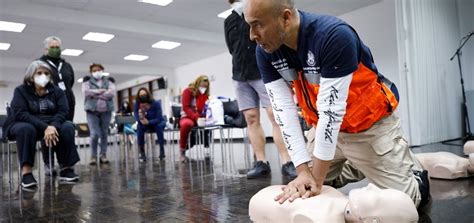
left=86, top=111, right=112, bottom=157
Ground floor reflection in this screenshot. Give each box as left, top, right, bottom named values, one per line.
left=1, top=140, right=473, bottom=222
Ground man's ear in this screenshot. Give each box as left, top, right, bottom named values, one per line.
left=282, top=10, right=293, bottom=28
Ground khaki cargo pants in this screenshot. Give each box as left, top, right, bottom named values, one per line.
left=306, top=114, right=422, bottom=207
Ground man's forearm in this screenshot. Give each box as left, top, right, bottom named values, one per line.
left=311, top=157, right=332, bottom=185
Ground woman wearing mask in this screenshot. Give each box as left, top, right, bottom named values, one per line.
left=2, top=60, right=80, bottom=189
left=134, top=88, right=166, bottom=162
left=82, top=63, right=115, bottom=165
left=179, top=75, right=210, bottom=162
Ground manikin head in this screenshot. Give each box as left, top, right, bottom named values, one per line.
left=464, top=140, right=474, bottom=155
left=345, top=183, right=418, bottom=223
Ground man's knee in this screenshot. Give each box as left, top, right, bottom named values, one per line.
left=243, top=109, right=260, bottom=126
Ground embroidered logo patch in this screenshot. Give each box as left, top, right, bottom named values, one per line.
left=307, top=50, right=316, bottom=66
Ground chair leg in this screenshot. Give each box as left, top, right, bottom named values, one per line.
left=49, top=146, right=53, bottom=186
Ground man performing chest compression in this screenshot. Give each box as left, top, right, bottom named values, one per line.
left=243, top=0, right=431, bottom=211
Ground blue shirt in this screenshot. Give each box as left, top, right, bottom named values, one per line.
left=256, top=10, right=379, bottom=84
left=134, top=100, right=166, bottom=127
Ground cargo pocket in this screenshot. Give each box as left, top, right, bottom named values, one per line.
left=370, top=135, right=394, bottom=156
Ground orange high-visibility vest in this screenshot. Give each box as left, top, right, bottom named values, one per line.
left=293, top=63, right=399, bottom=133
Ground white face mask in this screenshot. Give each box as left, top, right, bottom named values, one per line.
left=92, top=71, right=103, bottom=79
left=199, top=87, right=207, bottom=94
left=34, top=74, right=50, bottom=87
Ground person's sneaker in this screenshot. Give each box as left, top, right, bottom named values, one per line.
left=159, top=147, right=165, bottom=160
left=99, top=155, right=109, bottom=164
left=21, top=173, right=38, bottom=188
left=414, top=170, right=432, bottom=214
left=247, top=161, right=271, bottom=179
left=59, top=168, right=79, bottom=182
left=89, top=157, right=97, bottom=165
left=139, top=153, right=147, bottom=163
left=281, top=161, right=297, bottom=179
left=44, top=164, right=57, bottom=177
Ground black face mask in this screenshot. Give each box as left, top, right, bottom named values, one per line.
left=139, top=95, right=149, bottom=102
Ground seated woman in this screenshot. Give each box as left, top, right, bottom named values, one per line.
left=179, top=75, right=210, bottom=162
left=2, top=60, right=80, bottom=189
left=134, top=88, right=166, bottom=162
left=249, top=183, right=418, bottom=223
left=415, top=152, right=474, bottom=179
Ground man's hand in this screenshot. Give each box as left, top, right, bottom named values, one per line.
left=43, top=125, right=59, bottom=147
left=274, top=164, right=321, bottom=204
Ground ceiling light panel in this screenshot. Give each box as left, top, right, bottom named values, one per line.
left=124, top=54, right=149, bottom=61
left=152, top=40, right=181, bottom=50
left=82, top=32, right=115, bottom=43
left=217, top=8, right=233, bottom=19
left=0, top=21, right=26, bottom=32
left=0, top=42, right=11, bottom=50
left=62, top=49, right=84, bottom=56
left=138, top=0, right=173, bottom=6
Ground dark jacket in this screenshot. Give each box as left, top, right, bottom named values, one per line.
left=134, top=99, right=166, bottom=127
left=2, top=83, right=69, bottom=140
left=224, top=10, right=261, bottom=81
left=39, top=55, right=76, bottom=121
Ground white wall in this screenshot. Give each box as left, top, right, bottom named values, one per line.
left=0, top=84, right=17, bottom=115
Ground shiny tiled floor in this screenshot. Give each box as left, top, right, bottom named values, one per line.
left=1, top=139, right=473, bottom=222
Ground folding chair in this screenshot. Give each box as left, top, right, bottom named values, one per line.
left=115, top=115, right=137, bottom=162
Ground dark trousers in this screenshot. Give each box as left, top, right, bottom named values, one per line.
left=137, top=123, right=165, bottom=148
left=9, top=122, right=80, bottom=169
left=42, top=108, right=75, bottom=166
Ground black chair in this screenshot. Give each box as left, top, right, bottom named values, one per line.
left=219, top=99, right=251, bottom=176
left=115, top=115, right=137, bottom=160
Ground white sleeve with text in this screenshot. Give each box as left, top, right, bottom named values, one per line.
left=265, top=78, right=311, bottom=167
left=313, top=74, right=353, bottom=161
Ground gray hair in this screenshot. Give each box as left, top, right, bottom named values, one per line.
left=43, top=36, right=62, bottom=48
left=23, top=60, right=53, bottom=85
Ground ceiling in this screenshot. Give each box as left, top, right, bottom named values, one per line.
left=0, top=0, right=381, bottom=86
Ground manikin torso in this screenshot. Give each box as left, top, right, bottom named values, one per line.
left=415, top=152, right=474, bottom=179
left=249, top=184, right=418, bottom=223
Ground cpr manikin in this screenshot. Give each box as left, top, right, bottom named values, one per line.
left=464, top=140, right=474, bottom=155
left=415, top=152, right=474, bottom=179
left=249, top=183, right=418, bottom=223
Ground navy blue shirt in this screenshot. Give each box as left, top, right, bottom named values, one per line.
left=134, top=100, right=166, bottom=127
left=256, top=10, right=379, bottom=84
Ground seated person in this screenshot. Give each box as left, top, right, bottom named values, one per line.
left=2, top=60, right=80, bottom=189
left=179, top=75, right=210, bottom=163
left=415, top=152, right=474, bottom=179
left=249, top=183, right=418, bottom=223
left=134, top=87, right=166, bottom=161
